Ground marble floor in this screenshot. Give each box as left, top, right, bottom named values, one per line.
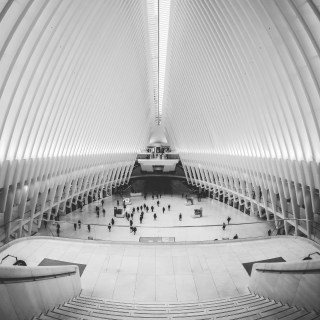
left=0, top=237, right=319, bottom=302
left=35, top=192, right=275, bottom=242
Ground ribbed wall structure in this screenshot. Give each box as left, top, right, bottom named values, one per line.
left=1, top=0, right=320, bottom=244
left=162, top=0, right=320, bottom=238
left=0, top=0, right=154, bottom=243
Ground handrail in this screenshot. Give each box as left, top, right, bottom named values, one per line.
left=255, top=268, right=320, bottom=274
left=26, top=217, right=320, bottom=228
left=0, top=270, right=76, bottom=284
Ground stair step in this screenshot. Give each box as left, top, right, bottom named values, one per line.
left=46, top=310, right=81, bottom=319
left=245, top=300, right=277, bottom=310
left=214, top=309, right=261, bottom=320
left=171, top=316, right=213, bottom=320
left=65, top=302, right=132, bottom=315
left=297, top=312, right=320, bottom=320
left=37, top=293, right=317, bottom=320
left=259, top=305, right=297, bottom=319
left=280, top=309, right=309, bottom=320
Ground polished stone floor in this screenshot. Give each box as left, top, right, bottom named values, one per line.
left=35, top=192, right=275, bottom=242
left=0, top=237, right=318, bottom=302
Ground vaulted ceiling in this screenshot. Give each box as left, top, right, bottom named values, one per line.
left=0, top=0, right=320, bottom=242
left=162, top=0, right=320, bottom=164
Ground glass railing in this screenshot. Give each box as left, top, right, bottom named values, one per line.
left=1, top=217, right=319, bottom=246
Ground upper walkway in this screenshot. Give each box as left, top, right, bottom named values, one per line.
left=1, top=236, right=319, bottom=302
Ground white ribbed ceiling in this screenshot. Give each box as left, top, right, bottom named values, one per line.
left=162, top=0, right=320, bottom=164
left=0, top=0, right=154, bottom=163
left=1, top=0, right=320, bottom=242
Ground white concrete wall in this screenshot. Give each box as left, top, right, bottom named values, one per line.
left=0, top=265, right=81, bottom=320
left=249, top=259, right=320, bottom=313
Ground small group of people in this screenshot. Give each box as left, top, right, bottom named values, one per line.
left=151, top=192, right=162, bottom=200
left=128, top=217, right=137, bottom=234
left=73, top=220, right=81, bottom=231
left=161, top=205, right=171, bottom=213
left=95, top=200, right=106, bottom=217
left=222, top=216, right=231, bottom=230
left=108, top=218, right=115, bottom=232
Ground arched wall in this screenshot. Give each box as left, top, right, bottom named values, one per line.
left=0, top=0, right=155, bottom=243
left=162, top=0, right=320, bottom=239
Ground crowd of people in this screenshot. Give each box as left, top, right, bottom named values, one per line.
left=51, top=189, right=251, bottom=241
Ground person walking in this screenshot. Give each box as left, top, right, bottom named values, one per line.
left=111, top=218, right=114, bottom=226
left=140, top=205, right=143, bottom=211
left=57, top=223, right=60, bottom=231
left=44, top=220, right=47, bottom=228
left=162, top=207, right=165, bottom=214
left=157, top=201, right=160, bottom=207
left=74, top=223, right=77, bottom=231
left=130, top=219, right=133, bottom=227
left=131, top=213, right=133, bottom=219
left=151, top=205, right=154, bottom=212
left=268, top=229, right=271, bottom=236
left=137, top=206, right=139, bottom=213
left=57, top=228, right=60, bottom=237
left=140, top=216, right=143, bottom=224
left=103, top=208, right=106, bottom=216
left=143, top=204, right=146, bottom=209
left=97, top=210, right=100, bottom=218
left=168, top=204, right=171, bottom=211
left=146, top=206, right=149, bottom=213
left=88, top=224, right=91, bottom=232
left=227, top=216, right=231, bottom=224
left=179, top=213, right=182, bottom=221
left=78, top=220, right=81, bottom=229
left=101, top=199, right=104, bottom=207
left=222, top=222, right=226, bottom=231
left=108, top=223, right=111, bottom=232
left=133, top=226, right=137, bottom=235
left=154, top=213, right=157, bottom=220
